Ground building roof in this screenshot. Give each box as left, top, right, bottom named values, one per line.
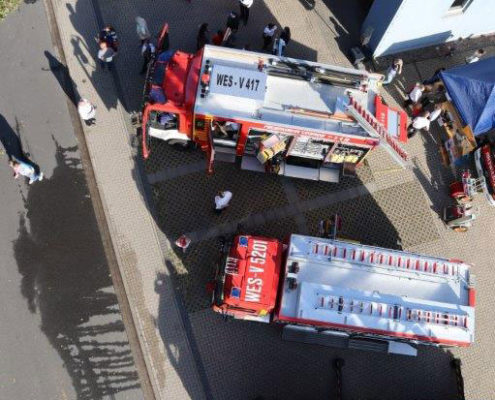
left=194, top=46, right=382, bottom=137
left=278, top=235, right=475, bottom=345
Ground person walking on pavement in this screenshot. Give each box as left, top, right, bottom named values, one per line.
left=140, top=39, right=156, bottom=74
left=382, top=58, right=403, bottom=85
left=135, top=16, right=151, bottom=45
left=239, top=0, right=253, bottom=26
left=262, top=23, right=277, bottom=51
left=9, top=159, right=43, bottom=184
left=196, top=23, right=210, bottom=51
left=214, top=190, right=233, bottom=214
left=77, top=98, right=96, bottom=126
left=98, top=41, right=115, bottom=71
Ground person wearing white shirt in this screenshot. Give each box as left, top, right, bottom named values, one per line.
left=215, top=191, right=233, bottom=214
left=466, top=49, right=485, bottom=64
left=262, top=23, right=277, bottom=50
left=239, top=0, right=254, bottom=26
left=78, top=98, right=96, bottom=126
left=428, top=105, right=442, bottom=122
left=407, top=111, right=430, bottom=138
left=404, top=83, right=425, bottom=108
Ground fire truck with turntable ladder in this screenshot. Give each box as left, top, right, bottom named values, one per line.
left=139, top=24, right=409, bottom=183
left=211, top=226, right=476, bottom=356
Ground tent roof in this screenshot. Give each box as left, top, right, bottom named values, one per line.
left=440, top=57, right=495, bottom=136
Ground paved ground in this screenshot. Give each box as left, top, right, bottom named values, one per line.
left=0, top=2, right=142, bottom=399
left=44, top=0, right=495, bottom=399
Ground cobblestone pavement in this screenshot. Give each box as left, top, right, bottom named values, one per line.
left=89, top=0, right=495, bottom=399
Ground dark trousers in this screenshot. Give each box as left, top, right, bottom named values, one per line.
left=141, top=56, right=151, bottom=74
left=99, top=60, right=113, bottom=71
left=262, top=34, right=273, bottom=50
left=84, top=118, right=96, bottom=126
left=239, top=4, right=250, bottom=26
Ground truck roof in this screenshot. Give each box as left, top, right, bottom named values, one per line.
left=194, top=46, right=380, bottom=137
left=277, top=235, right=475, bottom=346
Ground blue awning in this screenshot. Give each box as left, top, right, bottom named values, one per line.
left=440, top=57, right=495, bottom=136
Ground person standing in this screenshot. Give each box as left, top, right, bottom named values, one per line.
left=239, top=0, right=253, bottom=26
left=135, top=17, right=151, bottom=45
left=98, top=41, right=115, bottom=71
left=9, top=159, right=44, bottom=184
left=99, top=25, right=118, bottom=53
left=175, top=235, right=191, bottom=253
left=407, top=111, right=430, bottom=138
left=382, top=58, right=403, bottom=85
left=196, top=23, right=210, bottom=51
left=226, top=11, right=240, bottom=33
left=404, top=83, right=425, bottom=108
left=77, top=98, right=96, bottom=126
left=466, top=49, right=485, bottom=64
left=273, top=26, right=291, bottom=56
left=214, top=190, right=233, bottom=214
left=262, top=23, right=277, bottom=51
left=212, top=30, right=224, bottom=46
left=140, top=39, right=156, bottom=74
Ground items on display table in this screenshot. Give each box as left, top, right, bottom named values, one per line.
left=256, top=134, right=288, bottom=164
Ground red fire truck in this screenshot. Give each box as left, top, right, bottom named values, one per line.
left=212, top=233, right=476, bottom=356
left=141, top=25, right=408, bottom=182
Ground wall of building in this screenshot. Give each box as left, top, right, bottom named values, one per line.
left=361, top=0, right=403, bottom=54
left=363, top=0, right=495, bottom=57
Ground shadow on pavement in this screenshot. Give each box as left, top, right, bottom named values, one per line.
left=43, top=51, right=80, bottom=105
left=63, top=2, right=122, bottom=111
left=12, top=138, right=140, bottom=399
left=321, top=0, right=369, bottom=60
left=0, top=113, right=42, bottom=177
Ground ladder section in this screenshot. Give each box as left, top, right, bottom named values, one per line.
left=309, top=240, right=462, bottom=279
left=315, top=293, right=469, bottom=329
left=346, top=96, right=409, bottom=168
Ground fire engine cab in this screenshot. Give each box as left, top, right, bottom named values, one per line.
left=141, top=25, right=408, bottom=183
left=212, top=234, right=476, bottom=356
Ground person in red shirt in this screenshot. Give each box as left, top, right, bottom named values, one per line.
left=212, top=30, right=224, bottom=46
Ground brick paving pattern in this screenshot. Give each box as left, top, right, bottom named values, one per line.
left=53, top=0, right=495, bottom=398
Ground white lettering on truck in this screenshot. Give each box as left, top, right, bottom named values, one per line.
left=244, top=240, right=268, bottom=302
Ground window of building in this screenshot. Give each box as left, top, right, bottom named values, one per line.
left=447, top=0, right=473, bottom=14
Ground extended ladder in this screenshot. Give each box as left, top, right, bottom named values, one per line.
left=346, top=95, right=409, bottom=168
left=315, top=293, right=469, bottom=329
left=309, top=240, right=463, bottom=278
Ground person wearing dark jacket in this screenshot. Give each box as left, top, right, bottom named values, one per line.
left=226, top=11, right=240, bottom=32
left=239, top=0, right=253, bottom=26
left=196, top=23, right=209, bottom=51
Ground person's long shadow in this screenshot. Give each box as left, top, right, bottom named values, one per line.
left=43, top=51, right=79, bottom=105
left=12, top=138, right=141, bottom=399
left=65, top=2, right=121, bottom=111
left=0, top=113, right=42, bottom=176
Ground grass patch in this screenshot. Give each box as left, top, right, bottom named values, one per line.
left=0, top=0, right=21, bottom=20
